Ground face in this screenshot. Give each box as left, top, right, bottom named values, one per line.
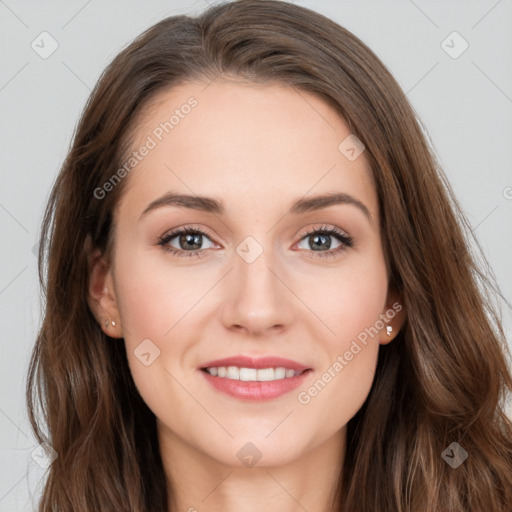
left=89, top=78, right=404, bottom=468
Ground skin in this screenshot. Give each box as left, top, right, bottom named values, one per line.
left=88, top=78, right=406, bottom=512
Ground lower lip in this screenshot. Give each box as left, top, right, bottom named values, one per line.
left=200, top=369, right=312, bottom=401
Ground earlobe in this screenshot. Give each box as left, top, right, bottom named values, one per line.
left=379, top=288, right=406, bottom=345
left=380, top=322, right=398, bottom=345
left=86, top=237, right=122, bottom=338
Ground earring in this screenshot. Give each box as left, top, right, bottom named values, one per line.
left=386, top=325, right=393, bottom=337
left=104, top=319, right=117, bottom=327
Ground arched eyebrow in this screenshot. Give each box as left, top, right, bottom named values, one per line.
left=138, top=191, right=372, bottom=224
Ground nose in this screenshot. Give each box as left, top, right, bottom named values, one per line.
left=220, top=239, right=295, bottom=337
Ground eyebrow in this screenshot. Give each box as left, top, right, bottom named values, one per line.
left=139, top=191, right=372, bottom=224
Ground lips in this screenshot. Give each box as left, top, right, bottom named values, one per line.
left=199, top=355, right=312, bottom=401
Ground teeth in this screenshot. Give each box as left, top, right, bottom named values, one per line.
left=226, top=366, right=239, bottom=379
left=239, top=367, right=257, bottom=381
left=256, top=368, right=274, bottom=381
left=204, top=366, right=303, bottom=381
left=274, top=367, right=286, bottom=379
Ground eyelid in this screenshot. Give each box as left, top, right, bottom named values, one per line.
left=298, top=224, right=352, bottom=241
left=158, top=224, right=220, bottom=246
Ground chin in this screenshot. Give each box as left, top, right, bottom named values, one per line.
left=205, top=433, right=311, bottom=469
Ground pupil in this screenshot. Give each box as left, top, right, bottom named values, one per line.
left=181, top=233, right=202, bottom=250
left=311, top=234, right=330, bottom=251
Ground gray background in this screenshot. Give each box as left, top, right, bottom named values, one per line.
left=1, top=0, right=511, bottom=509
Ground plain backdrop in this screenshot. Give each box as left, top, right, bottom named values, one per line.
left=1, top=0, right=511, bottom=510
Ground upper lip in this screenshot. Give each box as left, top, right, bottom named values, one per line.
left=200, top=355, right=311, bottom=371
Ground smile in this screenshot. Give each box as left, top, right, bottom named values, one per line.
left=199, top=355, right=312, bottom=401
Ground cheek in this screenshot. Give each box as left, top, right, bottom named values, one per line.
left=296, top=251, right=387, bottom=428
left=112, top=247, right=223, bottom=418
left=114, top=247, right=205, bottom=341
left=315, top=250, right=389, bottom=349
left=111, top=250, right=184, bottom=402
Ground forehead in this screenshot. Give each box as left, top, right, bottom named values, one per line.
left=116, top=79, right=377, bottom=223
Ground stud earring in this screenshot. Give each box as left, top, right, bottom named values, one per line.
left=386, top=325, right=393, bottom=337
left=111, top=320, right=116, bottom=326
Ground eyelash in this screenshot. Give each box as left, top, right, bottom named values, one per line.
left=157, top=224, right=354, bottom=259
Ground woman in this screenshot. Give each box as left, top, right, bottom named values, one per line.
left=26, top=1, right=512, bottom=510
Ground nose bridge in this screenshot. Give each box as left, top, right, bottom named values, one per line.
left=237, top=234, right=275, bottom=290
left=221, top=233, right=293, bottom=335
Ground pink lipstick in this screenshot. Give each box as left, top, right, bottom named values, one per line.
left=199, top=355, right=312, bottom=401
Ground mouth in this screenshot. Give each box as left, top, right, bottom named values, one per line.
left=199, top=355, right=312, bottom=401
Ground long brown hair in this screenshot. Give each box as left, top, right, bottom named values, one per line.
left=26, top=1, right=512, bottom=510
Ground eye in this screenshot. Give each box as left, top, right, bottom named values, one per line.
left=157, top=226, right=217, bottom=258
left=295, top=225, right=354, bottom=259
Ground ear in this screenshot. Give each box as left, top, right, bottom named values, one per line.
left=85, top=235, right=123, bottom=338
left=378, top=285, right=406, bottom=345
